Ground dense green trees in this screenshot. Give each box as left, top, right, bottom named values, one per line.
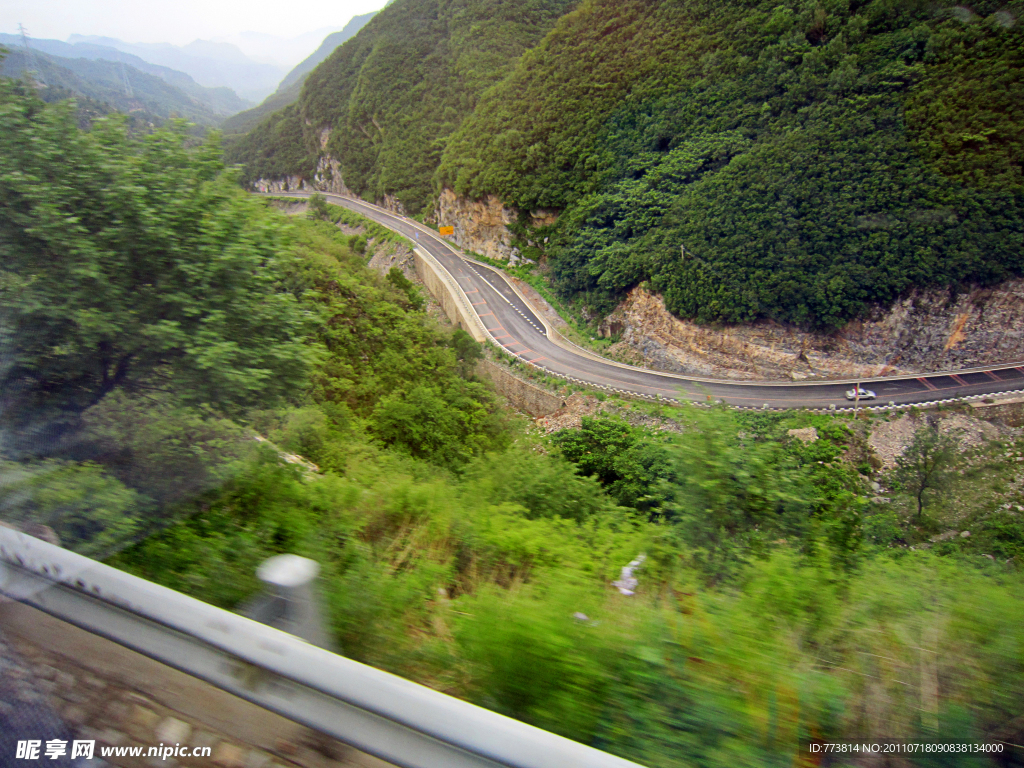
left=551, top=416, right=673, bottom=516
left=0, top=76, right=510, bottom=552
left=229, top=0, right=1024, bottom=329
left=6, top=47, right=1024, bottom=765
left=226, top=0, right=575, bottom=211
left=550, top=409, right=865, bottom=580
left=440, top=0, right=1024, bottom=328
left=225, top=103, right=314, bottom=184
left=111, top=399, right=1024, bottom=765
left=0, top=83, right=314, bottom=454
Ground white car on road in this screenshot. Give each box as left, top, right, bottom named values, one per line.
left=845, top=386, right=876, bottom=400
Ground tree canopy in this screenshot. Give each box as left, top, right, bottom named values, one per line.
left=440, top=0, right=1024, bottom=329
left=225, top=0, right=576, bottom=212
left=0, top=81, right=314, bottom=453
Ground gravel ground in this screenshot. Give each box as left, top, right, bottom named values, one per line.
left=534, top=393, right=684, bottom=435
left=0, top=629, right=86, bottom=767
left=868, top=415, right=925, bottom=471
left=868, top=411, right=1019, bottom=471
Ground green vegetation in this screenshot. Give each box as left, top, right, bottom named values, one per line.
left=875, top=413, right=1024, bottom=564
left=225, top=0, right=575, bottom=210
left=440, top=0, right=1024, bottom=329
left=112, top=399, right=1024, bottom=764
left=0, top=89, right=314, bottom=455
left=0, top=34, right=252, bottom=119
left=225, top=102, right=313, bottom=182
left=298, top=193, right=403, bottom=245
left=5, top=70, right=1024, bottom=766
left=219, top=82, right=302, bottom=138
left=0, top=74, right=515, bottom=553
left=0, top=47, right=235, bottom=128
left=892, top=422, right=958, bottom=521
left=551, top=416, right=674, bottom=517
left=230, top=0, right=1023, bottom=330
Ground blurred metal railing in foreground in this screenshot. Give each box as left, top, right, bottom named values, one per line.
left=0, top=527, right=645, bottom=768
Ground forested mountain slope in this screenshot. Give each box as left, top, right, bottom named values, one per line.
left=440, top=0, right=1024, bottom=330
left=6, top=70, right=1024, bottom=765
left=230, top=0, right=1023, bottom=331
left=225, top=0, right=577, bottom=212
left=220, top=13, right=377, bottom=136
left=278, top=12, right=379, bottom=93
left=0, top=34, right=250, bottom=116
left=0, top=48, right=237, bottom=126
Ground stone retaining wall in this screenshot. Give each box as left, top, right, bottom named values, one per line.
left=411, top=249, right=485, bottom=342
left=410, top=249, right=566, bottom=417
left=969, top=397, right=1024, bottom=427
left=474, top=360, right=564, bottom=417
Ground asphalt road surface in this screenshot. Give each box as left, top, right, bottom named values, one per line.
left=265, top=191, right=1024, bottom=411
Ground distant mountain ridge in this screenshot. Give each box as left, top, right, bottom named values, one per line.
left=0, top=33, right=251, bottom=116
left=0, top=46, right=239, bottom=127
left=220, top=13, right=376, bottom=136
left=212, top=27, right=346, bottom=69
left=277, top=13, right=377, bottom=92
left=68, top=34, right=285, bottom=102
left=225, top=0, right=577, bottom=205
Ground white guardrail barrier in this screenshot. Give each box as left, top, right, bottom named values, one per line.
left=0, top=527, right=646, bottom=768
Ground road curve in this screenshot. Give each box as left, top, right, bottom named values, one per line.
left=265, top=191, right=1024, bottom=411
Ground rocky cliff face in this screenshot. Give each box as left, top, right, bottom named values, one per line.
left=313, top=155, right=350, bottom=195
left=435, top=187, right=558, bottom=263
left=253, top=176, right=311, bottom=193
left=378, top=193, right=408, bottom=216
left=600, top=282, right=1024, bottom=380
left=435, top=188, right=517, bottom=260
left=252, top=129, right=351, bottom=196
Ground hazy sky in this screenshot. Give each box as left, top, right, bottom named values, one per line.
left=2, top=0, right=385, bottom=45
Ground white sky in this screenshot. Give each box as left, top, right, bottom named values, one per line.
left=2, top=0, right=385, bottom=46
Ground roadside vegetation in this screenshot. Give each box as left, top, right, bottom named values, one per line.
left=224, top=0, right=575, bottom=210
left=3, top=78, right=1024, bottom=766
left=441, top=0, right=1024, bottom=330
left=231, top=0, right=1024, bottom=332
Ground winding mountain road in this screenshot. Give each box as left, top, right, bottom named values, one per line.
left=266, top=191, right=1024, bottom=411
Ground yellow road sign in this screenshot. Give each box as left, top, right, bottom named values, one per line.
left=439, top=226, right=454, bottom=236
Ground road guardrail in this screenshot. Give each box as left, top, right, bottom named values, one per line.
left=0, top=527, right=646, bottom=768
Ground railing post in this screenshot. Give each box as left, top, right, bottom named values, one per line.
left=253, top=554, right=330, bottom=649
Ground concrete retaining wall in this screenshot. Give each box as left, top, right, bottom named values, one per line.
left=411, top=248, right=564, bottom=417
left=475, top=360, right=564, bottom=417
left=412, top=249, right=486, bottom=343
left=969, top=396, right=1024, bottom=427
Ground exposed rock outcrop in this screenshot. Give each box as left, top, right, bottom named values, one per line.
left=601, top=282, right=1024, bottom=381
left=312, top=130, right=351, bottom=195
left=253, top=176, right=311, bottom=193
left=253, top=129, right=351, bottom=196
left=378, top=193, right=408, bottom=216
left=367, top=240, right=417, bottom=283
left=435, top=187, right=559, bottom=262
left=436, top=188, right=516, bottom=260
left=313, top=155, right=350, bottom=195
